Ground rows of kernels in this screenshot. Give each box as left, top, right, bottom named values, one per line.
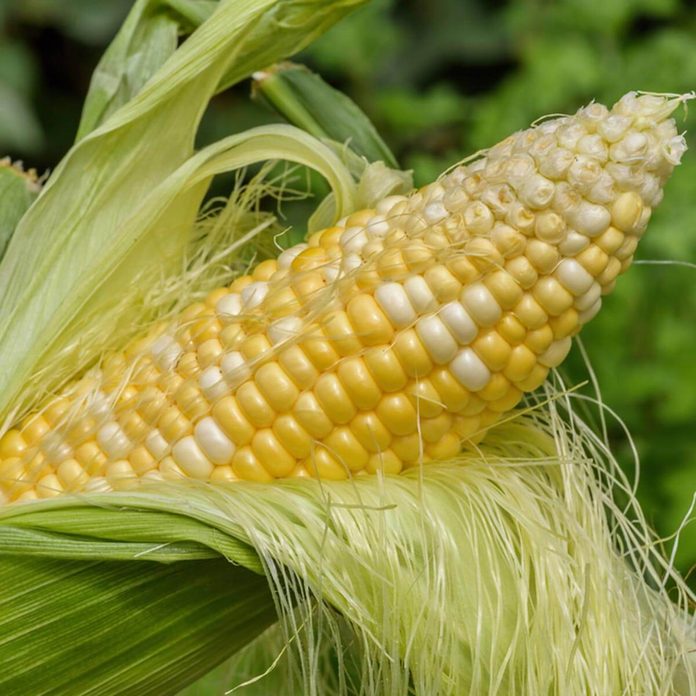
left=1, top=93, right=685, bottom=501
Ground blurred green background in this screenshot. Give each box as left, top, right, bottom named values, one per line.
left=1, top=0, right=694, bottom=579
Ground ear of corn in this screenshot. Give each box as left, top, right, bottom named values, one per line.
left=0, top=92, right=688, bottom=502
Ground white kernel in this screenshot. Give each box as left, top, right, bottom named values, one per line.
left=558, top=230, right=590, bottom=256
left=663, top=134, right=687, bottom=166
left=172, top=435, right=214, bottom=479
left=460, top=283, right=501, bottom=326
left=556, top=259, right=595, bottom=296
left=341, top=253, right=363, bottom=274
left=323, top=264, right=340, bottom=282
left=376, top=195, right=408, bottom=216
left=567, top=156, right=602, bottom=190
left=220, top=352, right=251, bottom=386
left=150, top=335, right=182, bottom=371
left=577, top=134, right=608, bottom=161
left=88, top=390, right=112, bottom=419
left=340, top=226, right=368, bottom=253
left=597, top=114, right=631, bottom=143
left=539, top=147, right=574, bottom=179
left=450, top=348, right=491, bottom=392
left=416, top=315, right=459, bottom=365
left=215, top=293, right=242, bottom=323
left=569, top=201, right=611, bottom=237
left=366, top=215, right=390, bottom=237
left=194, top=417, right=235, bottom=464
left=424, top=201, right=448, bottom=224
left=97, top=422, right=132, bottom=459
left=439, top=301, right=478, bottom=344
left=575, top=282, right=601, bottom=312
left=375, top=282, right=417, bottom=327
left=538, top=337, right=572, bottom=368
left=142, top=470, right=165, bottom=483
left=145, top=429, right=170, bottom=460
left=268, top=316, right=304, bottom=345
left=41, top=434, right=73, bottom=462
left=199, top=366, right=227, bottom=401
left=83, top=476, right=112, bottom=493
left=578, top=298, right=602, bottom=324
left=519, top=174, right=555, bottom=209
left=241, top=282, right=268, bottom=309
left=463, top=201, right=494, bottom=234
left=404, top=276, right=438, bottom=314
left=278, top=243, right=308, bottom=269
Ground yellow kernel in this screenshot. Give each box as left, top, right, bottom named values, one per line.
left=158, top=370, right=184, bottom=395
left=447, top=255, right=480, bottom=285
left=337, top=358, right=381, bottom=410
left=129, top=446, right=157, bottom=475
left=459, top=395, right=486, bottom=416
left=576, top=245, right=609, bottom=277
left=205, top=287, right=229, bottom=308
left=75, top=442, right=107, bottom=474
left=272, top=415, right=311, bottom=459
left=231, top=447, right=273, bottom=482
left=425, top=433, right=460, bottom=460
left=420, top=413, right=453, bottom=443
left=376, top=394, right=418, bottom=436
left=615, top=235, right=638, bottom=261
left=479, top=409, right=502, bottom=428
left=488, top=387, right=523, bottom=413
left=423, top=265, right=461, bottom=302
left=491, top=223, right=526, bottom=257
left=513, top=295, right=548, bottom=330
left=120, top=410, right=150, bottom=442
left=264, top=286, right=301, bottom=318
left=229, top=276, right=253, bottom=293
left=407, top=379, right=444, bottom=418
left=43, top=398, right=71, bottom=426
left=429, top=368, right=470, bottom=412
left=314, top=374, right=357, bottom=425
left=253, top=259, right=278, bottom=281
left=533, top=277, right=574, bottom=316
left=251, top=430, right=295, bottom=477
left=549, top=308, right=580, bottom=339
left=347, top=294, right=395, bottom=346
left=106, top=460, right=138, bottom=490
left=255, top=363, right=299, bottom=412
left=366, top=449, right=402, bottom=475
left=356, top=266, right=382, bottom=292
left=401, top=242, right=433, bottom=273
left=364, top=347, right=408, bottom=392
left=534, top=210, right=565, bottom=244
left=377, top=247, right=408, bottom=279
left=595, top=226, right=625, bottom=255
left=278, top=345, right=319, bottom=390
left=393, top=330, right=434, bottom=378
left=291, top=246, right=328, bottom=272
left=350, top=412, right=392, bottom=453
left=525, top=325, right=554, bottom=354
left=505, top=256, right=538, bottom=290
left=516, top=364, right=549, bottom=391
left=597, top=257, right=622, bottom=287
left=21, top=415, right=50, bottom=445
left=210, top=465, right=237, bottom=483
left=292, top=271, right=326, bottom=303
left=293, top=392, right=333, bottom=439
left=319, top=226, right=343, bottom=249
left=323, top=427, right=369, bottom=471
left=485, top=270, right=523, bottom=310
left=301, top=325, right=340, bottom=370
left=0, top=430, right=27, bottom=459
left=323, top=311, right=363, bottom=356
left=236, top=382, right=275, bottom=428
left=453, top=415, right=480, bottom=439
left=346, top=208, right=375, bottom=227
left=36, top=474, right=63, bottom=498
left=56, top=459, right=89, bottom=489
left=198, top=339, right=223, bottom=369
left=137, top=387, right=168, bottom=424
left=305, top=447, right=349, bottom=480
left=526, top=239, right=560, bottom=274
left=504, top=345, right=538, bottom=382
left=159, top=456, right=186, bottom=481
left=174, top=382, right=210, bottom=422
left=390, top=434, right=422, bottom=463
left=240, top=334, right=272, bottom=362
left=478, top=373, right=511, bottom=402
left=611, top=191, right=643, bottom=232
left=158, top=406, right=193, bottom=442
left=465, top=237, right=504, bottom=272
left=498, top=314, right=527, bottom=345
left=472, top=331, right=512, bottom=371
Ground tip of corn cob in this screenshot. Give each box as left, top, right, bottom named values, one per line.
left=0, top=91, right=689, bottom=501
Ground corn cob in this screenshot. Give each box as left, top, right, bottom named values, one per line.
left=0, top=92, right=687, bottom=503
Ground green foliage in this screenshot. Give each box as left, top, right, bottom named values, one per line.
left=1, top=0, right=694, bottom=576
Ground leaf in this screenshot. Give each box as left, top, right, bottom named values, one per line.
left=0, top=160, right=40, bottom=262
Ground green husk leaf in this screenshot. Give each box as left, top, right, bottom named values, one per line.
left=0, top=159, right=40, bottom=262
left=253, top=62, right=399, bottom=167
left=0, top=0, right=366, bottom=425
left=0, top=555, right=277, bottom=696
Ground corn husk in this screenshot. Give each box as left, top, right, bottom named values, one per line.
left=0, top=159, right=40, bottom=262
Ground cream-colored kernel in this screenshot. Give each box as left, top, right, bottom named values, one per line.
left=172, top=435, right=214, bottom=479
left=526, top=239, right=560, bottom=274
left=465, top=238, right=504, bottom=273
left=375, top=282, right=417, bottom=328
left=555, top=259, right=595, bottom=296
left=491, top=223, right=526, bottom=257
left=106, top=460, right=138, bottom=490
left=220, top=351, right=251, bottom=388
left=447, top=256, right=480, bottom=285
left=404, top=275, right=438, bottom=314
left=505, top=256, right=538, bottom=290
left=194, top=416, right=236, bottom=465
left=129, top=446, right=157, bottom=475
left=424, top=265, right=462, bottom=302
left=461, top=282, right=502, bottom=327
left=36, top=474, right=64, bottom=498
left=538, top=337, right=573, bottom=368
left=96, top=422, right=132, bottom=459
left=450, top=348, right=491, bottom=392
left=416, top=315, right=459, bottom=365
